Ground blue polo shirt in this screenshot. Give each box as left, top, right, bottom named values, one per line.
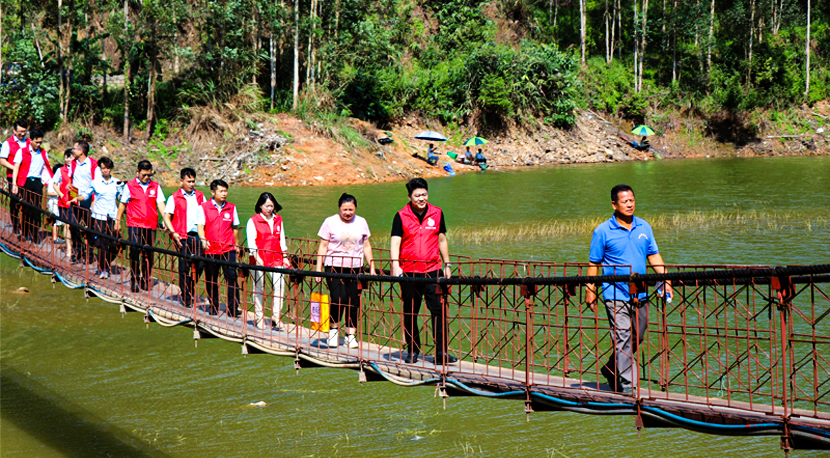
left=589, top=215, right=659, bottom=302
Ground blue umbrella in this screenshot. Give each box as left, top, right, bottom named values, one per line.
left=414, top=131, right=447, bottom=142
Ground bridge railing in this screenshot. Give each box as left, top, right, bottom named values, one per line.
left=2, top=187, right=829, bottom=425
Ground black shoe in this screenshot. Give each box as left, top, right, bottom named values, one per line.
left=404, top=351, right=420, bottom=364
left=130, top=283, right=141, bottom=293
left=436, top=354, right=458, bottom=364
left=601, top=364, right=619, bottom=391
left=620, top=384, right=633, bottom=395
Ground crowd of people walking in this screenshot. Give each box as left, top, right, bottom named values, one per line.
left=3, top=120, right=671, bottom=384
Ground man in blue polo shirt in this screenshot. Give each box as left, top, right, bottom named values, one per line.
left=586, top=184, right=672, bottom=394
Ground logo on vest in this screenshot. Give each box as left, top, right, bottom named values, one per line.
left=223, top=212, right=231, bottom=221
left=426, top=217, right=436, bottom=228
left=149, top=189, right=156, bottom=197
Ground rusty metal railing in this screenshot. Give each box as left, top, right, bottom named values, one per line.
left=1, top=187, right=829, bottom=452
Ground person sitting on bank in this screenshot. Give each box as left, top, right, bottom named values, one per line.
left=463, top=147, right=474, bottom=164
left=426, top=144, right=439, bottom=165
left=197, top=179, right=241, bottom=318
left=474, top=148, right=487, bottom=165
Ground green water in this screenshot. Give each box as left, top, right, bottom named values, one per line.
left=2, top=156, right=829, bottom=457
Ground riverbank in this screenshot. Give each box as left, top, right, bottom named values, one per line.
left=26, top=104, right=830, bottom=188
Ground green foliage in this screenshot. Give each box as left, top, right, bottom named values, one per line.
left=0, top=31, right=60, bottom=127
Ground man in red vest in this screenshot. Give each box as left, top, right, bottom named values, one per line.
left=196, top=179, right=241, bottom=318
left=390, top=178, right=456, bottom=365
left=11, top=129, right=53, bottom=243
left=116, top=160, right=166, bottom=293
left=162, top=167, right=205, bottom=308
left=67, top=140, right=99, bottom=264
left=0, top=120, right=29, bottom=234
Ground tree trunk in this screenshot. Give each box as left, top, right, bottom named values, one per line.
left=747, top=0, right=754, bottom=85
left=553, top=0, right=559, bottom=40
left=0, top=2, right=3, bottom=86
left=706, top=0, right=714, bottom=83
left=616, top=0, right=621, bottom=59
left=639, top=0, right=649, bottom=92
left=58, top=0, right=65, bottom=122
left=63, top=10, right=72, bottom=120
left=579, top=0, right=586, bottom=65
left=609, top=0, right=616, bottom=63
left=633, top=0, right=639, bottom=92
left=146, top=21, right=157, bottom=139
left=292, top=0, right=299, bottom=111
left=805, top=0, right=810, bottom=96
left=123, top=0, right=130, bottom=144
left=671, top=0, right=677, bottom=84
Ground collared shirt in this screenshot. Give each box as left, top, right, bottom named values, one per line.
left=246, top=214, right=287, bottom=254
left=90, top=175, right=121, bottom=220
left=0, top=136, right=27, bottom=161
left=71, top=157, right=99, bottom=197
left=13, top=147, right=51, bottom=182
left=119, top=178, right=166, bottom=204
left=195, top=199, right=240, bottom=227
left=164, top=188, right=202, bottom=234
left=589, top=215, right=660, bottom=302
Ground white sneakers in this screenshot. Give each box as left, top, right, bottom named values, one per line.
left=328, top=329, right=359, bottom=349
left=328, top=329, right=339, bottom=348
left=346, top=334, right=359, bottom=349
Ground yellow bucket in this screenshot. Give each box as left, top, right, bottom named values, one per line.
left=310, top=292, right=330, bottom=332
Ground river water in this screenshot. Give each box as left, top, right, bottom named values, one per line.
left=2, top=156, right=829, bottom=457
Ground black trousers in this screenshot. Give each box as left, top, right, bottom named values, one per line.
left=93, top=218, right=118, bottom=273
left=400, top=270, right=447, bottom=356
left=128, top=227, right=156, bottom=290
left=205, top=251, right=239, bottom=317
left=20, top=177, right=43, bottom=242
left=325, top=266, right=360, bottom=329
left=6, top=177, right=20, bottom=233
left=70, top=197, right=93, bottom=263
left=179, top=233, right=204, bottom=307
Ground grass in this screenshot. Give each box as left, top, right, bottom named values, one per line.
left=372, top=210, right=829, bottom=246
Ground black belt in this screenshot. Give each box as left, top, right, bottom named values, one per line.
left=187, top=231, right=199, bottom=237
left=25, top=176, right=41, bottom=181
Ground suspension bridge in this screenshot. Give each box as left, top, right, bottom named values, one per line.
left=2, top=189, right=829, bottom=454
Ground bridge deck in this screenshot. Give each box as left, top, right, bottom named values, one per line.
left=3, top=205, right=830, bottom=452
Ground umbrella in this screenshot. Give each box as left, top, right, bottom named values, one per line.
left=414, top=131, right=447, bottom=142
left=631, top=125, right=655, bottom=136
left=463, top=137, right=489, bottom=146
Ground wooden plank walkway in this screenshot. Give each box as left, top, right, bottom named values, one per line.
left=3, top=225, right=830, bottom=451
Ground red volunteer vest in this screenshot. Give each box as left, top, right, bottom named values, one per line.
left=125, top=179, right=161, bottom=229
left=252, top=213, right=284, bottom=267
left=5, top=137, right=30, bottom=178
left=398, top=203, right=443, bottom=273
left=16, top=148, right=54, bottom=186
left=70, top=157, right=97, bottom=182
left=201, top=200, right=237, bottom=255
left=170, top=189, right=206, bottom=237
left=58, top=166, right=72, bottom=208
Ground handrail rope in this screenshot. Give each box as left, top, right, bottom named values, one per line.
left=3, top=189, right=830, bottom=287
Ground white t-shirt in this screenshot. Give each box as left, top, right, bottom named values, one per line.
left=317, top=214, right=371, bottom=268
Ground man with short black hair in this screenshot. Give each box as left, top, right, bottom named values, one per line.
left=197, top=179, right=241, bottom=318
left=390, top=178, right=456, bottom=365
left=89, top=157, right=120, bottom=279
left=66, top=140, right=99, bottom=263
left=50, top=149, right=76, bottom=258
left=586, top=184, right=672, bottom=394
left=1, top=120, right=29, bottom=233
left=116, top=160, right=166, bottom=292
left=163, top=168, right=206, bottom=307
left=11, top=128, right=54, bottom=242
